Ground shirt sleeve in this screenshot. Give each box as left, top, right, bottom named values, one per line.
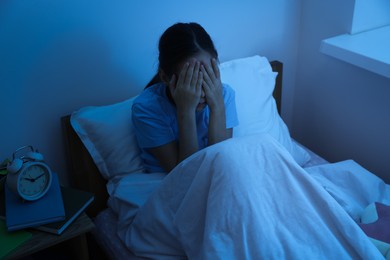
left=222, top=84, right=239, bottom=129
left=132, top=97, right=176, bottom=149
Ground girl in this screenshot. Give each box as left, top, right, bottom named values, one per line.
left=132, top=22, right=239, bottom=173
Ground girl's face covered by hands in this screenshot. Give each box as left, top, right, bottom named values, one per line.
left=170, top=51, right=221, bottom=112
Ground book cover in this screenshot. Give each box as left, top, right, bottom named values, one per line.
left=5, top=173, right=65, bottom=232
left=0, top=219, right=32, bottom=258
left=35, top=186, right=94, bottom=235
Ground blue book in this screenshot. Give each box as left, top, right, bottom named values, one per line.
left=5, top=173, right=65, bottom=232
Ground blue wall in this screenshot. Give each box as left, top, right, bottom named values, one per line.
left=0, top=0, right=301, bottom=184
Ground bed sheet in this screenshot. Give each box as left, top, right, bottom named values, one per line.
left=93, top=208, right=143, bottom=260
left=93, top=137, right=388, bottom=259
left=121, top=134, right=386, bottom=259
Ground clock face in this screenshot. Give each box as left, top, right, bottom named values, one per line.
left=18, top=163, right=51, bottom=199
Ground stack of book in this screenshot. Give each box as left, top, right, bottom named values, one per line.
left=1, top=173, right=94, bottom=235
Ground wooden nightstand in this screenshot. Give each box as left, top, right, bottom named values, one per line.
left=4, top=212, right=95, bottom=259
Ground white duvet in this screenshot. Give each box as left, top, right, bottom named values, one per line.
left=110, top=134, right=389, bottom=259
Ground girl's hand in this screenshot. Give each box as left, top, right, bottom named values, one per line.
left=201, top=58, right=224, bottom=111
left=169, top=60, right=203, bottom=113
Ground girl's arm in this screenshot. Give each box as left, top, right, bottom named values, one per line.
left=201, top=58, right=231, bottom=145
left=148, top=61, right=203, bottom=172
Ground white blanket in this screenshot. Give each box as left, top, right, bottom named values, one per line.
left=114, top=134, right=387, bottom=259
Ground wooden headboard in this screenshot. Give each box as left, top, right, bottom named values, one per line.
left=61, top=60, right=283, bottom=218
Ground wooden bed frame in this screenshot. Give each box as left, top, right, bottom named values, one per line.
left=61, top=60, right=284, bottom=218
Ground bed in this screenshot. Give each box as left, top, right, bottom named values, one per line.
left=61, top=56, right=390, bottom=259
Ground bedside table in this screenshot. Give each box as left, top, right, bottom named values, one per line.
left=4, top=212, right=95, bottom=259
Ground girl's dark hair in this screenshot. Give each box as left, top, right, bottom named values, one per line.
left=145, top=22, right=218, bottom=88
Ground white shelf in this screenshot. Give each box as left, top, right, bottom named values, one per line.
left=320, top=25, right=390, bottom=78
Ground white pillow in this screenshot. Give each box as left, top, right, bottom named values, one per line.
left=220, top=55, right=310, bottom=166
left=70, top=97, right=144, bottom=180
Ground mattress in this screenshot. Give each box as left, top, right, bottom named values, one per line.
left=92, top=142, right=329, bottom=259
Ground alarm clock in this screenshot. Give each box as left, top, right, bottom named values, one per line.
left=6, top=145, right=52, bottom=201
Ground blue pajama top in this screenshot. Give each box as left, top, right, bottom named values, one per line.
left=132, top=82, right=239, bottom=173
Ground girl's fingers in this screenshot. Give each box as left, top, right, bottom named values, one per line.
left=176, top=62, right=189, bottom=87
left=201, top=65, right=213, bottom=88
left=190, top=61, right=200, bottom=87
left=184, top=61, right=196, bottom=86
left=204, top=62, right=216, bottom=81
left=202, top=74, right=212, bottom=98
left=196, top=71, right=203, bottom=93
